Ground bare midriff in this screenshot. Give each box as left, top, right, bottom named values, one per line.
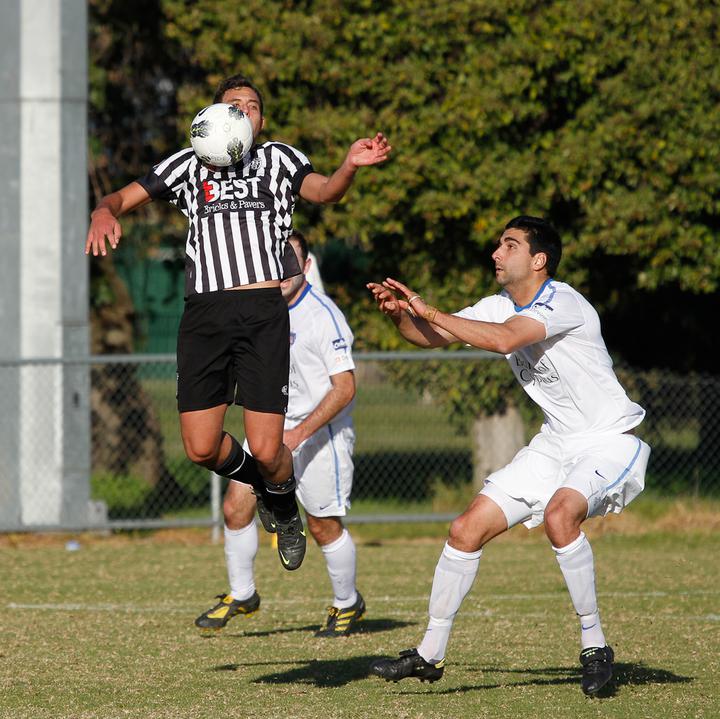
left=226, top=279, right=281, bottom=291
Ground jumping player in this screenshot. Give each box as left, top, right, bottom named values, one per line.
left=367, top=216, right=650, bottom=695
left=195, top=231, right=364, bottom=636
left=86, top=74, right=391, bottom=571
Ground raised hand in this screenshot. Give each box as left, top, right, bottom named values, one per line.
left=85, top=209, right=122, bottom=257
left=347, top=133, right=392, bottom=168
left=367, top=282, right=403, bottom=318
left=382, top=278, right=430, bottom=319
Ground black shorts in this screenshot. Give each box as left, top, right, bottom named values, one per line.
left=176, top=287, right=289, bottom=414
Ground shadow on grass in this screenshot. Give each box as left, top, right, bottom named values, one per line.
left=213, top=655, right=381, bottom=688
left=394, top=662, right=693, bottom=697
left=221, top=617, right=414, bottom=639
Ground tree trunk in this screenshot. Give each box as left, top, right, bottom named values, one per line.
left=471, top=405, right=525, bottom=492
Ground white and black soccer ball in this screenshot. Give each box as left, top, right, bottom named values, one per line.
left=189, top=103, right=254, bottom=167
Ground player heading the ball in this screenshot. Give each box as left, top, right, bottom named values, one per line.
left=86, top=73, right=391, bottom=571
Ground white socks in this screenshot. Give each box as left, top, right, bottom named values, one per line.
left=554, top=532, right=607, bottom=649
left=224, top=522, right=258, bottom=601
left=321, top=529, right=358, bottom=609
left=417, top=542, right=482, bottom=664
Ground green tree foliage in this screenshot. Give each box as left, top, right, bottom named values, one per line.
left=91, top=1, right=719, bottom=423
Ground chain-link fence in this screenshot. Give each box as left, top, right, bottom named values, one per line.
left=1, top=353, right=718, bottom=533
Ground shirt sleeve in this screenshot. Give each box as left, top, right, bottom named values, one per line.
left=136, top=148, right=195, bottom=206
left=516, top=285, right=584, bottom=339
left=453, top=295, right=512, bottom=323
left=313, top=298, right=355, bottom=376
left=274, top=144, right=314, bottom=195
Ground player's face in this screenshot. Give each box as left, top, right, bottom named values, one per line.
left=280, top=239, right=310, bottom=302
left=491, top=228, right=535, bottom=287
left=221, top=87, right=265, bottom=139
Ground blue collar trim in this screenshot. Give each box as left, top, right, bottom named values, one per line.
left=288, top=282, right=311, bottom=310
left=514, top=278, right=552, bottom=312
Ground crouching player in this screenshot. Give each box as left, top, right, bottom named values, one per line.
left=367, top=216, right=650, bottom=695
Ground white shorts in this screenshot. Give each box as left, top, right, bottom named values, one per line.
left=480, top=431, right=650, bottom=529
left=293, top=423, right=355, bottom=517
left=240, top=422, right=354, bottom=517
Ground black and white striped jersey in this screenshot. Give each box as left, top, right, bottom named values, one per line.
left=137, top=142, right=314, bottom=296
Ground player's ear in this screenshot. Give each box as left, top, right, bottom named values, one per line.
left=304, top=256, right=312, bottom=274
left=533, top=252, right=547, bottom=271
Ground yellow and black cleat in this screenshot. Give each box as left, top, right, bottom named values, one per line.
left=194, top=591, right=260, bottom=630
left=315, top=592, right=366, bottom=637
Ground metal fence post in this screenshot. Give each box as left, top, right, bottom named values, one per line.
left=211, top=472, right=221, bottom=544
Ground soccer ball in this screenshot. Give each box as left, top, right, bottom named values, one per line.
left=189, top=103, right=254, bottom=167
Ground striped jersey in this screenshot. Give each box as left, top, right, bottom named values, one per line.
left=454, top=279, right=645, bottom=436
left=137, top=142, right=314, bottom=296
left=286, top=283, right=355, bottom=430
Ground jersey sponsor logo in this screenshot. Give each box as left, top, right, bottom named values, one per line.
left=513, top=355, right=559, bottom=386
left=332, top=337, right=348, bottom=351
left=200, top=177, right=269, bottom=214
left=289, top=331, right=296, bottom=345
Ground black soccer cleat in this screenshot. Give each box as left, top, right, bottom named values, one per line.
left=315, top=592, right=366, bottom=637
left=194, top=591, right=260, bottom=630
left=254, top=492, right=277, bottom=533
left=369, top=649, right=445, bottom=683
left=580, top=645, right=614, bottom=695
left=275, top=509, right=306, bottom=571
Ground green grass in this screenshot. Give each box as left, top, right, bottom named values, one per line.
left=1, top=525, right=718, bottom=718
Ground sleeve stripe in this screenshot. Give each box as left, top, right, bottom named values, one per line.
left=309, top=289, right=344, bottom=339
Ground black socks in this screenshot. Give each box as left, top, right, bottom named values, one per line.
left=263, top=475, right=298, bottom=522
left=214, top=433, right=298, bottom=521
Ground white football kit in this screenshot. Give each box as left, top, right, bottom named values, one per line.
left=455, top=278, right=650, bottom=527
left=286, top=284, right=355, bottom=517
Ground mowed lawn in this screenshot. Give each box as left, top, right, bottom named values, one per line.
left=0, top=525, right=718, bottom=719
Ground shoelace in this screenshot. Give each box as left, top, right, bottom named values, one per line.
left=276, top=519, right=300, bottom=535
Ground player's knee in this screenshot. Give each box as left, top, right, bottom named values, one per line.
left=246, top=438, right=283, bottom=472
left=544, top=501, right=579, bottom=546
left=223, top=493, right=255, bottom=529
left=182, top=437, right=221, bottom=467
left=448, top=514, right=475, bottom=550
left=307, top=515, right=342, bottom=545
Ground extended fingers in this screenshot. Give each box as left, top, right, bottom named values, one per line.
left=383, top=277, right=413, bottom=297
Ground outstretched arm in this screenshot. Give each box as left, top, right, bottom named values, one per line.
left=85, top=181, right=152, bottom=256
left=383, top=278, right=546, bottom=354
left=282, top=370, right=356, bottom=452
left=299, top=132, right=391, bottom=204
left=367, top=281, right=459, bottom=348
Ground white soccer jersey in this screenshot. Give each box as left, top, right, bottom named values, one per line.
left=455, top=279, right=645, bottom=436
left=286, top=284, right=355, bottom=430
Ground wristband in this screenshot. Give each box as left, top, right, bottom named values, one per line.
left=423, top=306, right=438, bottom=323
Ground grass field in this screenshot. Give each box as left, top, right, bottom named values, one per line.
left=1, top=514, right=719, bottom=719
